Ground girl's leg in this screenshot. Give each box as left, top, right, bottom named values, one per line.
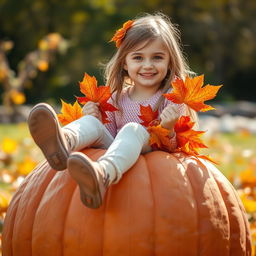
left=98, top=122, right=151, bottom=182
left=67, top=122, right=150, bottom=208
left=28, top=103, right=114, bottom=170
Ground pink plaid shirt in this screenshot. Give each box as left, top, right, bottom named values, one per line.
left=104, top=87, right=185, bottom=151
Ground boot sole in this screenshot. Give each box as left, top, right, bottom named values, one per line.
left=68, top=153, right=103, bottom=209
left=28, top=103, right=69, bottom=170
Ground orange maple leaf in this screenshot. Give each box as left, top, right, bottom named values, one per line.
left=147, top=124, right=173, bottom=152
left=57, top=100, right=83, bottom=126
left=110, top=20, right=134, bottom=48
left=174, top=116, right=218, bottom=164
left=138, top=105, right=158, bottom=127
left=77, top=73, right=118, bottom=124
left=138, top=104, right=173, bottom=151
left=163, top=75, right=222, bottom=112
left=174, top=116, right=207, bottom=152
left=174, top=116, right=206, bottom=150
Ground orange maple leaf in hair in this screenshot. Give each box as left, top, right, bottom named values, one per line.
left=77, top=73, right=118, bottom=124
left=110, top=20, right=134, bottom=48
left=57, top=100, right=83, bottom=126
left=163, top=75, right=222, bottom=112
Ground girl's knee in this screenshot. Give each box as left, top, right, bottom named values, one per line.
left=81, top=115, right=102, bottom=127
left=122, top=122, right=144, bottom=132
left=80, top=115, right=105, bottom=135
left=120, top=122, right=149, bottom=138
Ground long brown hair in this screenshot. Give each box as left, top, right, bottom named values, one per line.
left=104, top=12, right=198, bottom=125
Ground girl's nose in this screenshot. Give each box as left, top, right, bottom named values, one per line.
left=143, top=59, right=153, bottom=69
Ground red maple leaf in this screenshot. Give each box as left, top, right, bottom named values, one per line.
left=174, top=116, right=217, bottom=164
left=138, top=104, right=173, bottom=151
left=138, top=105, right=158, bottom=127
left=77, top=73, right=118, bottom=124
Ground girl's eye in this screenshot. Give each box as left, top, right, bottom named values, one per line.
left=133, top=56, right=142, bottom=60
left=154, top=55, right=163, bottom=60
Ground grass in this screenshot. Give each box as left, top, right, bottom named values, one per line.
left=202, top=131, right=256, bottom=178
left=0, top=123, right=30, bottom=141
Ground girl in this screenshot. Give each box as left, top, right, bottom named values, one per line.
left=28, top=13, right=196, bottom=209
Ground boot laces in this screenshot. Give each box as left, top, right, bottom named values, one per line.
left=64, top=133, right=73, bottom=150
left=103, top=172, right=110, bottom=188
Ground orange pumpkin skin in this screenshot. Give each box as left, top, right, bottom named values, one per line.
left=3, top=149, right=251, bottom=256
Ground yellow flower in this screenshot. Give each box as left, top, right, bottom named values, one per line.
left=47, top=33, right=61, bottom=49
left=18, top=157, right=37, bottom=175
left=240, top=168, right=256, bottom=187
left=10, top=89, right=26, bottom=105
left=2, top=138, right=17, bottom=154
left=37, top=60, right=49, bottom=72
left=38, top=39, right=48, bottom=51
left=240, top=192, right=256, bottom=213
left=0, top=190, right=12, bottom=214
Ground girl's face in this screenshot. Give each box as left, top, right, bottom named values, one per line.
left=124, top=38, right=170, bottom=92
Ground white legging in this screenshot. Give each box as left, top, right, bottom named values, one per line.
left=64, top=115, right=151, bottom=183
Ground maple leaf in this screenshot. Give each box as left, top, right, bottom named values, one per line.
left=110, top=20, right=134, bottom=48
left=147, top=124, right=173, bottom=152
left=138, top=104, right=172, bottom=151
left=174, top=116, right=218, bottom=164
left=163, top=75, right=222, bottom=112
left=138, top=105, right=158, bottom=127
left=77, top=73, right=118, bottom=124
left=174, top=116, right=207, bottom=152
left=57, top=100, right=83, bottom=126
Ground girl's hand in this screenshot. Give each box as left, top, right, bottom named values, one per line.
left=82, top=101, right=102, bottom=121
left=159, top=104, right=179, bottom=136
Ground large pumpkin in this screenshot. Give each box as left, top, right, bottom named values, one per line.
left=3, top=148, right=251, bottom=256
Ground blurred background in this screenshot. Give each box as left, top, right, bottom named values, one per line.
left=0, top=0, right=256, bottom=254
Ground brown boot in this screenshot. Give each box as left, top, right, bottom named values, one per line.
left=28, top=103, right=70, bottom=170
left=67, top=152, right=111, bottom=209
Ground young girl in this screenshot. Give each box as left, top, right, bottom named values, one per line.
left=28, top=13, right=196, bottom=209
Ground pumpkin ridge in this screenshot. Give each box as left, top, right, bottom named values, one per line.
left=208, top=164, right=247, bottom=255
left=60, top=174, right=79, bottom=256
left=32, top=171, right=76, bottom=255
left=9, top=161, right=54, bottom=255
left=63, top=148, right=106, bottom=255
left=2, top=161, right=45, bottom=256
left=178, top=155, right=230, bottom=255
left=143, top=154, right=156, bottom=255
left=208, top=162, right=251, bottom=255
left=88, top=148, right=108, bottom=256
left=172, top=153, right=200, bottom=254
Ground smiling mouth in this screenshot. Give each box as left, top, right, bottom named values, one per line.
left=139, top=73, right=157, bottom=77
